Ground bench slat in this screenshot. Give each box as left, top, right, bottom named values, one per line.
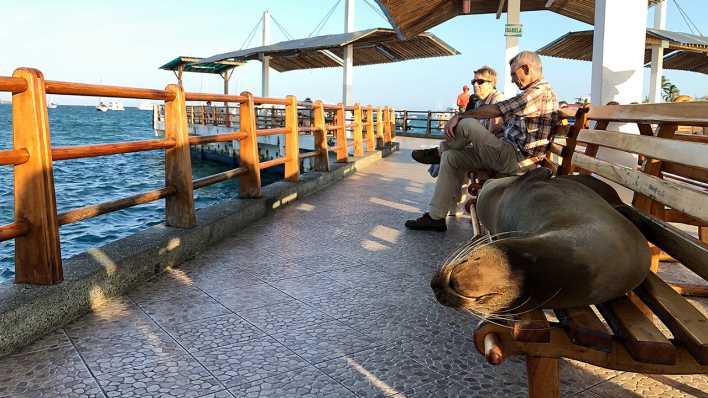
left=634, top=273, right=708, bottom=365
left=513, top=310, right=551, bottom=343
left=577, top=129, right=708, bottom=171
left=662, top=162, right=708, bottom=185
left=588, top=103, right=708, bottom=127
left=616, top=205, right=708, bottom=282
left=573, top=153, right=708, bottom=224
left=596, top=296, right=677, bottom=365
left=554, top=307, right=612, bottom=352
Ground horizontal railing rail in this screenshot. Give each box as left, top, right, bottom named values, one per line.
left=0, top=66, right=396, bottom=285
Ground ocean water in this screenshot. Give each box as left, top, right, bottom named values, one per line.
left=0, top=104, right=269, bottom=283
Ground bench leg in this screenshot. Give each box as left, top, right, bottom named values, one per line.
left=527, top=356, right=559, bottom=398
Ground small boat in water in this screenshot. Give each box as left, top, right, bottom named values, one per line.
left=110, top=101, right=125, bottom=111
left=137, top=101, right=153, bottom=111
left=47, top=100, right=58, bottom=109
left=96, top=101, right=109, bottom=112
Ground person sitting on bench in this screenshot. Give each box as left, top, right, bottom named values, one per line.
left=406, top=51, right=559, bottom=231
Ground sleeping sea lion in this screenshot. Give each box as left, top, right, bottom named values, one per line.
left=430, top=168, right=650, bottom=317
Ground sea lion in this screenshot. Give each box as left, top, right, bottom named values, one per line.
left=431, top=168, right=650, bottom=317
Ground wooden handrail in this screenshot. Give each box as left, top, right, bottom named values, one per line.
left=298, top=126, right=318, bottom=132
left=193, top=167, right=247, bottom=190
left=185, top=92, right=246, bottom=102
left=0, top=76, right=28, bottom=93
left=57, top=186, right=176, bottom=225
left=52, top=139, right=175, bottom=161
left=45, top=80, right=173, bottom=100
left=0, top=221, right=30, bottom=242
left=299, top=150, right=323, bottom=160
left=188, top=132, right=247, bottom=145
left=258, top=157, right=287, bottom=170
left=256, top=127, right=289, bottom=137
left=0, top=148, right=30, bottom=165
left=253, top=96, right=289, bottom=105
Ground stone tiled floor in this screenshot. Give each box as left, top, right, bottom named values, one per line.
left=1, top=137, right=707, bottom=397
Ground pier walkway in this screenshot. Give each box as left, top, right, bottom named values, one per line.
left=1, top=137, right=706, bottom=397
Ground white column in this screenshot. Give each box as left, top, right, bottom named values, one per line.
left=343, top=0, right=354, bottom=105
left=261, top=10, right=271, bottom=97
left=591, top=0, right=648, bottom=106
left=649, top=0, right=667, bottom=103
left=503, top=0, right=520, bottom=98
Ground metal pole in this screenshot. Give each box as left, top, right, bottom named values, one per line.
left=503, top=0, right=520, bottom=98
left=343, top=0, right=354, bottom=106
left=649, top=0, right=667, bottom=103
left=261, top=10, right=271, bottom=97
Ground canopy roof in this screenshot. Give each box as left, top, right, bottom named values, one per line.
left=537, top=28, right=708, bottom=74
left=159, top=56, right=243, bottom=75
left=374, top=0, right=659, bottom=39
left=200, top=28, right=459, bottom=72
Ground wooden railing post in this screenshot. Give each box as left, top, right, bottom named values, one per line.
left=387, top=107, right=395, bottom=140
left=366, top=105, right=375, bottom=152
left=403, top=110, right=408, bottom=134
left=383, top=107, right=392, bottom=145
left=353, top=103, right=364, bottom=157
left=336, top=103, right=347, bottom=162
left=163, top=84, right=196, bottom=228
left=284, top=95, right=300, bottom=182
left=12, top=67, right=62, bottom=285
left=313, top=100, right=330, bottom=172
left=426, top=111, right=432, bottom=137
left=238, top=92, right=262, bottom=197
left=189, top=105, right=195, bottom=126
left=376, top=106, right=385, bottom=149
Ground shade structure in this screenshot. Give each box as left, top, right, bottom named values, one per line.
left=159, top=56, right=243, bottom=74
left=537, top=28, right=708, bottom=74
left=374, top=0, right=659, bottom=39
left=200, top=28, right=459, bottom=72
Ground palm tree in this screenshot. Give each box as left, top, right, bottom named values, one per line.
left=661, top=76, right=680, bottom=102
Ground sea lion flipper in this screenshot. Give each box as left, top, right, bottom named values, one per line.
left=517, top=167, right=551, bottom=183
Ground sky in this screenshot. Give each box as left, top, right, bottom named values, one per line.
left=1, top=0, right=706, bottom=110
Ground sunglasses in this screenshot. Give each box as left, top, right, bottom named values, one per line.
left=471, top=79, right=491, bottom=85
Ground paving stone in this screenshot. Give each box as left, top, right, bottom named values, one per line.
left=95, top=354, right=223, bottom=398
left=193, top=336, right=309, bottom=389
left=315, top=344, right=444, bottom=397
left=12, top=328, right=72, bottom=356
left=271, top=319, right=382, bottom=364
left=208, top=282, right=295, bottom=312
left=393, top=330, right=486, bottom=377
left=228, top=365, right=357, bottom=398
left=0, top=345, right=94, bottom=397
left=128, top=273, right=206, bottom=304
left=391, top=375, right=525, bottom=398
left=265, top=273, right=352, bottom=300
left=236, top=301, right=335, bottom=334
left=73, top=328, right=185, bottom=376
left=138, top=294, right=231, bottom=327
left=166, top=313, right=265, bottom=353
left=589, top=372, right=708, bottom=398
left=63, top=298, right=159, bottom=340
left=559, top=359, right=622, bottom=396
left=11, top=379, right=105, bottom=398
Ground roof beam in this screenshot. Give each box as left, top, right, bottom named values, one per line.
left=318, top=50, right=344, bottom=66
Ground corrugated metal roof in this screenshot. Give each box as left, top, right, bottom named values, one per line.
left=374, top=0, right=658, bottom=39
left=200, top=28, right=459, bottom=72
left=648, top=28, right=708, bottom=49
left=159, top=56, right=243, bottom=74
left=538, top=29, right=708, bottom=75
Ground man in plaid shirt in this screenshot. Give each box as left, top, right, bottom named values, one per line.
left=407, top=51, right=559, bottom=231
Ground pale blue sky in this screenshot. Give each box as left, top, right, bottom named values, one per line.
left=1, top=0, right=706, bottom=109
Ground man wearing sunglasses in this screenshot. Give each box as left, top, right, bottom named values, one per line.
left=406, top=51, right=558, bottom=231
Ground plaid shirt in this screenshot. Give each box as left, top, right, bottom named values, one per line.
left=496, top=79, right=559, bottom=156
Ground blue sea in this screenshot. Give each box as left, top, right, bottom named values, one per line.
left=0, top=104, right=267, bottom=284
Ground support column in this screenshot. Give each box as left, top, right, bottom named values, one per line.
left=261, top=10, right=271, bottom=97
left=591, top=0, right=648, bottom=106
left=649, top=1, right=667, bottom=103
left=503, top=0, right=520, bottom=98
left=342, top=0, right=354, bottom=105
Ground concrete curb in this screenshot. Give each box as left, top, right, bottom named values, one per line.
left=0, top=146, right=396, bottom=356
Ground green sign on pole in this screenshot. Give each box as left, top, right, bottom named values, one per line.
left=505, top=23, right=522, bottom=37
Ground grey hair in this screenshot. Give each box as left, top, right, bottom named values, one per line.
left=509, top=51, right=543, bottom=76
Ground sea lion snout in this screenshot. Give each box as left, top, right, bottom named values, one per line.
left=431, top=244, right=523, bottom=315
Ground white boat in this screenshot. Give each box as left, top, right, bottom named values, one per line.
left=96, top=101, right=109, bottom=112
left=109, top=101, right=125, bottom=111
left=137, top=101, right=153, bottom=111
left=47, top=100, right=58, bottom=109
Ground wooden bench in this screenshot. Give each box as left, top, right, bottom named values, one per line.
left=471, top=102, right=708, bottom=397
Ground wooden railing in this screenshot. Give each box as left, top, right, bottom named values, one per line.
left=394, top=110, right=456, bottom=138
left=0, top=67, right=396, bottom=285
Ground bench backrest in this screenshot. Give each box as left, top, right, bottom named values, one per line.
left=564, top=102, right=708, bottom=366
